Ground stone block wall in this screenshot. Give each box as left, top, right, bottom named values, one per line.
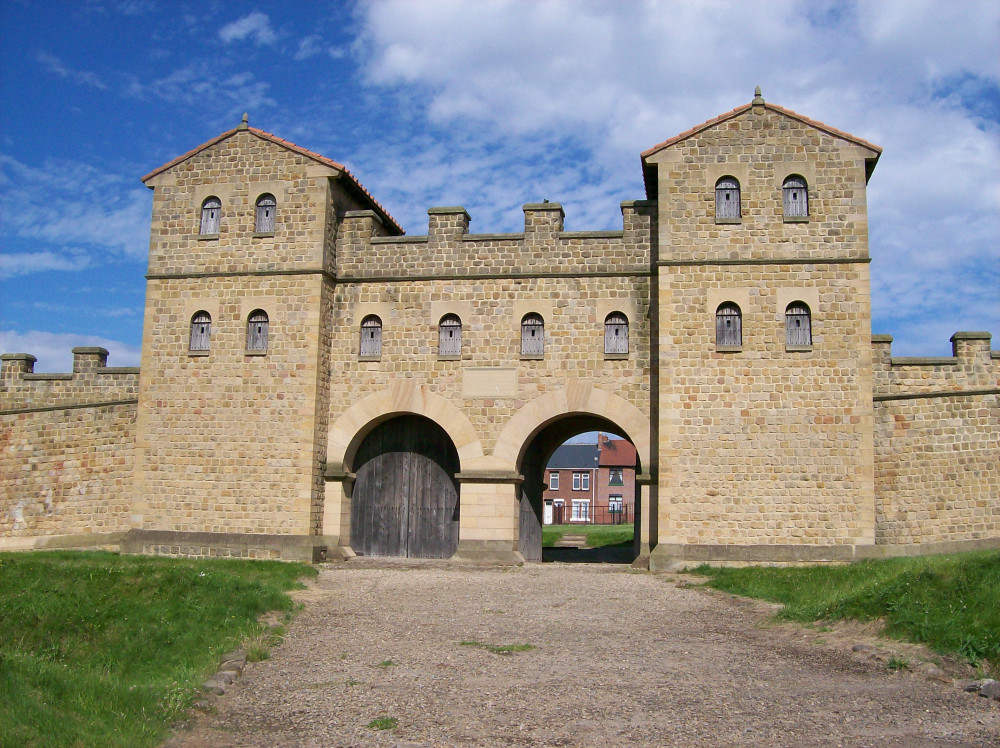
left=0, top=349, right=138, bottom=548
left=873, top=333, right=1000, bottom=546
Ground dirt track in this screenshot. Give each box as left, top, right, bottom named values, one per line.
left=166, top=562, right=999, bottom=747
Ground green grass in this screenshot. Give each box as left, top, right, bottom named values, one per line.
left=459, top=640, right=536, bottom=654
left=542, top=523, right=633, bottom=548
left=690, top=551, right=1000, bottom=671
left=0, top=550, right=316, bottom=748
left=367, top=716, right=398, bottom=730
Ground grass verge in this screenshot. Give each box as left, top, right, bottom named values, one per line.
left=459, top=640, right=536, bottom=654
left=542, top=523, right=633, bottom=548
left=690, top=551, right=1000, bottom=671
left=0, top=550, right=316, bottom=748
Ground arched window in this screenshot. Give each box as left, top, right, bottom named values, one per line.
left=785, top=302, right=812, bottom=347
left=360, top=315, right=382, bottom=358
left=438, top=314, right=461, bottom=356
left=715, top=177, right=740, bottom=221
left=521, top=313, right=544, bottom=356
left=604, top=312, right=629, bottom=354
left=200, top=196, right=221, bottom=234
left=255, top=193, right=276, bottom=233
left=246, top=310, right=269, bottom=352
left=715, top=303, right=742, bottom=349
left=189, top=311, right=211, bottom=352
left=782, top=175, right=808, bottom=219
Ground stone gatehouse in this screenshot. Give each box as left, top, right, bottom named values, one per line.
left=2, top=92, right=998, bottom=568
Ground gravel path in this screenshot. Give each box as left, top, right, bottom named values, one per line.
left=167, top=562, right=999, bottom=747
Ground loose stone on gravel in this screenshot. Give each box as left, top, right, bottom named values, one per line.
left=166, top=564, right=1000, bottom=747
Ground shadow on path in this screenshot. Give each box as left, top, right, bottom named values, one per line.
left=541, top=545, right=635, bottom=564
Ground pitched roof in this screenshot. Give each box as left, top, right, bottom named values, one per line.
left=546, top=444, right=600, bottom=470
left=640, top=100, right=883, bottom=198
left=141, top=124, right=403, bottom=235
left=598, top=437, right=637, bottom=467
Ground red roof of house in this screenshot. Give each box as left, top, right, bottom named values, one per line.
left=141, top=123, right=403, bottom=235
left=598, top=437, right=637, bottom=467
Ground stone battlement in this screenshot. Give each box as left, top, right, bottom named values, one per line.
left=1, top=348, right=139, bottom=413
left=872, top=332, right=999, bottom=398
left=336, top=200, right=656, bottom=279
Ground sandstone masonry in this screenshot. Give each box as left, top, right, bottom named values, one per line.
left=2, top=94, right=997, bottom=565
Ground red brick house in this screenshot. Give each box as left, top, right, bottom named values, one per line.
left=542, top=435, right=636, bottom=525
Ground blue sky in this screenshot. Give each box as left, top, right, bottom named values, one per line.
left=1, top=0, right=997, bottom=371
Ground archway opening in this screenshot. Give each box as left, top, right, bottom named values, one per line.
left=518, top=415, right=641, bottom=563
left=350, top=414, right=460, bottom=558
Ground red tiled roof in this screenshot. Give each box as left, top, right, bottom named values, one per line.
left=641, top=101, right=883, bottom=160
left=141, top=125, right=403, bottom=235
left=599, top=438, right=637, bottom=467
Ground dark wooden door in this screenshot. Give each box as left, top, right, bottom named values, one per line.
left=351, top=415, right=459, bottom=558
left=518, top=487, right=542, bottom=561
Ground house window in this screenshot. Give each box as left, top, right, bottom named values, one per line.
left=255, top=193, right=276, bottom=233
left=246, top=310, right=268, bottom=352
left=715, top=177, right=740, bottom=222
left=782, top=175, right=808, bottom=219
left=572, top=472, right=589, bottom=491
left=549, top=472, right=559, bottom=491
left=786, top=302, right=812, bottom=347
left=571, top=500, right=590, bottom=522
left=521, top=313, right=544, bottom=355
left=189, top=311, right=211, bottom=352
left=609, top=495, right=623, bottom=513
left=200, top=196, right=221, bottom=234
left=716, top=303, right=742, bottom=349
left=604, top=312, right=628, bottom=354
left=360, top=315, right=382, bottom=358
left=439, top=314, right=461, bottom=356
left=609, top=468, right=623, bottom=486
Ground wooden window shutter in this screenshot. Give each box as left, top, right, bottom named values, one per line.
left=255, top=194, right=276, bottom=233
left=716, top=303, right=742, bottom=348
left=247, top=310, right=268, bottom=351
left=200, top=197, right=221, bottom=234
left=604, top=312, right=628, bottom=354
left=438, top=314, right=461, bottom=356
left=521, top=313, right=544, bottom=355
left=360, top=315, right=382, bottom=357
left=189, top=311, right=211, bottom=351
left=715, top=177, right=740, bottom=220
left=782, top=175, right=808, bottom=218
left=785, top=302, right=812, bottom=346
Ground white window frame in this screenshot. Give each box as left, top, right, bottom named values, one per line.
left=549, top=472, right=559, bottom=491
left=571, top=500, right=590, bottom=522
left=572, top=472, right=581, bottom=491
left=608, top=468, right=623, bottom=486
left=608, top=495, right=623, bottom=513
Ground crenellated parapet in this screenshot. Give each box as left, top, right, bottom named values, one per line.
left=872, top=332, right=999, bottom=399
left=1, top=348, right=139, bottom=413
left=336, top=200, right=656, bottom=279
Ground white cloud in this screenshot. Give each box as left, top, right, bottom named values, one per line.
left=36, top=51, right=108, bottom=90
left=0, top=330, right=141, bottom=373
left=351, top=0, right=1000, bottom=356
left=0, top=155, right=152, bottom=273
left=124, top=62, right=276, bottom=117
left=219, top=12, right=277, bottom=46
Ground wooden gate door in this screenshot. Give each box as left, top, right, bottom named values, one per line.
left=518, top=488, right=542, bottom=561
left=351, top=415, right=460, bottom=558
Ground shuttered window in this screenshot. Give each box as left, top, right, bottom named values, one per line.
left=782, top=175, right=808, bottom=218
left=438, top=314, right=461, bottom=356
left=246, top=310, right=268, bottom=352
left=360, top=315, right=382, bottom=357
left=200, top=196, right=221, bottom=234
left=521, top=313, right=544, bottom=355
left=604, top=312, right=628, bottom=354
left=715, top=177, right=740, bottom=221
left=255, top=193, right=276, bottom=233
left=716, top=303, right=742, bottom=348
left=786, top=302, right=812, bottom=347
left=189, top=311, right=211, bottom=351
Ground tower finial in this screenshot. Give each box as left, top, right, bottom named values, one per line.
left=238, top=112, right=249, bottom=130
left=752, top=86, right=764, bottom=106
